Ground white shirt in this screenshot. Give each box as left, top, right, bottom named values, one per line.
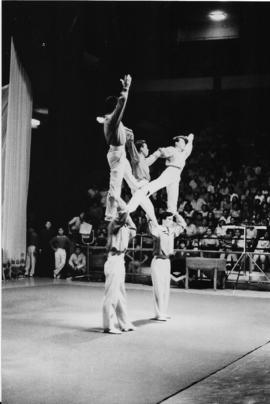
left=110, top=225, right=136, bottom=252
left=69, top=253, right=86, bottom=269
left=149, top=221, right=183, bottom=257
left=159, top=146, right=189, bottom=171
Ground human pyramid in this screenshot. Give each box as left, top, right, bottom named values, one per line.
left=97, top=74, right=194, bottom=334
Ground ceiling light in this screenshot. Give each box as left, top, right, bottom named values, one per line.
left=208, top=10, right=228, bottom=22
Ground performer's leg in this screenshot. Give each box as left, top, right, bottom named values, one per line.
left=166, top=181, right=180, bottom=215
left=54, top=248, right=66, bottom=276
left=151, top=257, right=168, bottom=319
left=25, top=247, right=31, bottom=276
left=163, top=259, right=171, bottom=317
left=115, top=262, right=134, bottom=330
left=29, top=246, right=36, bottom=277
left=103, top=256, right=121, bottom=331
left=128, top=167, right=178, bottom=213
left=124, top=161, right=158, bottom=225
left=105, top=150, right=126, bottom=221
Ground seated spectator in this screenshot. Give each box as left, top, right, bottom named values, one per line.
left=220, top=229, right=236, bottom=269
left=219, top=180, right=230, bottom=196
left=215, top=219, right=227, bottom=238
left=196, top=218, right=208, bottom=237
left=252, top=230, right=270, bottom=272
left=50, top=227, right=72, bottom=279
left=220, top=195, right=231, bottom=211
left=177, top=196, right=187, bottom=213
left=191, top=192, right=206, bottom=212
left=219, top=209, right=232, bottom=225
left=213, top=201, right=223, bottom=221
left=200, top=204, right=209, bottom=218
left=67, top=246, right=86, bottom=278
left=183, top=202, right=194, bottom=219
left=200, top=228, right=219, bottom=258
left=184, top=217, right=197, bottom=238
left=230, top=202, right=241, bottom=220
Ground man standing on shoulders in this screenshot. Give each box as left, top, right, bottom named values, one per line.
left=103, top=212, right=137, bottom=334
left=97, top=74, right=133, bottom=221
left=148, top=212, right=186, bottom=321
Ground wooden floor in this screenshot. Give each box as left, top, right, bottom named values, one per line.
left=2, top=279, right=270, bottom=404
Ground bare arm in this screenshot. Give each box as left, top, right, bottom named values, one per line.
left=173, top=213, right=187, bottom=237
left=126, top=140, right=140, bottom=164
left=148, top=219, right=161, bottom=238
left=108, top=75, right=132, bottom=129
left=183, top=134, right=194, bottom=159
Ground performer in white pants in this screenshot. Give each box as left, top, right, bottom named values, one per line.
left=54, top=248, right=67, bottom=277
left=97, top=75, right=159, bottom=224
left=103, top=213, right=137, bottom=334
left=128, top=133, right=194, bottom=216
left=148, top=212, right=186, bottom=321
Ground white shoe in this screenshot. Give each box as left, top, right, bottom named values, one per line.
left=152, top=317, right=167, bottom=322
left=104, top=328, right=122, bottom=335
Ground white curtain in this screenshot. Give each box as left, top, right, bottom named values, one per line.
left=2, top=39, right=33, bottom=264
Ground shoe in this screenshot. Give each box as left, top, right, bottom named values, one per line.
left=151, top=317, right=167, bottom=322
left=121, top=325, right=136, bottom=332
left=103, top=328, right=122, bottom=334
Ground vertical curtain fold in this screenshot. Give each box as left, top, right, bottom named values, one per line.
left=2, top=38, right=33, bottom=263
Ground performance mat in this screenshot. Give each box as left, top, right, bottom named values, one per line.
left=2, top=281, right=270, bottom=404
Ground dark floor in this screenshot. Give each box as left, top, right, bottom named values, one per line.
left=2, top=279, right=270, bottom=404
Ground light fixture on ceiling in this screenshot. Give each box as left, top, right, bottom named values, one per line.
left=208, top=10, right=228, bottom=22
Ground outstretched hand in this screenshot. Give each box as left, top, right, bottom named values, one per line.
left=120, top=74, right=132, bottom=90
left=188, top=133, right=194, bottom=141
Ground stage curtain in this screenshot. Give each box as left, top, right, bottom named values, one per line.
left=2, top=39, right=33, bottom=264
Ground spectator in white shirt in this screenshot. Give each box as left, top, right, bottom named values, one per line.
left=68, top=246, right=86, bottom=278
left=190, top=192, right=206, bottom=212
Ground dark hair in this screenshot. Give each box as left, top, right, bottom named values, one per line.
left=160, top=211, right=174, bottom=221
left=105, top=96, right=118, bottom=114
left=135, top=140, right=146, bottom=151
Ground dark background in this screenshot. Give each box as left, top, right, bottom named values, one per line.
left=2, top=1, right=270, bottom=226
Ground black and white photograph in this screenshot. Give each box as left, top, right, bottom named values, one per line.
left=2, top=1, right=270, bottom=403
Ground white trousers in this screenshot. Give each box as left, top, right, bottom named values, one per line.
left=105, top=147, right=157, bottom=223
left=124, top=160, right=157, bottom=224
left=105, top=148, right=127, bottom=221
left=102, top=255, right=133, bottom=330
left=25, top=245, right=37, bottom=276
left=129, top=166, right=181, bottom=215
left=151, top=257, right=171, bottom=318
left=54, top=248, right=66, bottom=275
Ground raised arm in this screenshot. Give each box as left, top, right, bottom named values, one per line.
left=148, top=219, right=162, bottom=238
left=173, top=213, right=187, bottom=237
left=126, top=139, right=140, bottom=164
left=109, top=74, right=132, bottom=128
left=183, top=133, right=194, bottom=159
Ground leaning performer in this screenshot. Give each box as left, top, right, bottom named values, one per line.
left=128, top=133, right=194, bottom=216
left=148, top=212, right=187, bottom=321
left=103, top=212, right=137, bottom=334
